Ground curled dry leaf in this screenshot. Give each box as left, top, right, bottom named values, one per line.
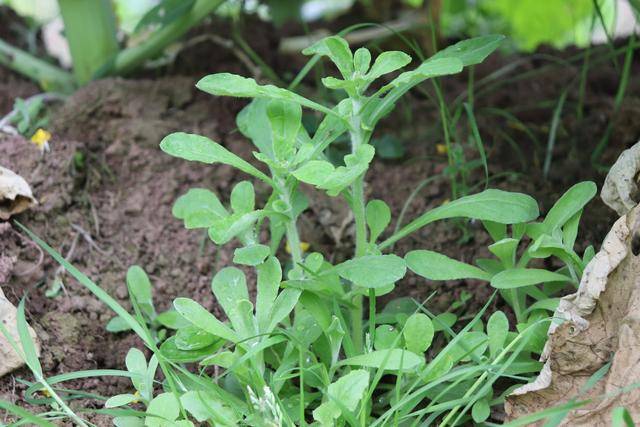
left=0, top=166, right=37, bottom=220
left=601, top=140, right=640, bottom=216
left=0, top=287, right=40, bottom=378
left=505, top=199, right=640, bottom=425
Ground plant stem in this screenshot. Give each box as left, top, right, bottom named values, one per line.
left=349, top=97, right=369, bottom=353
left=0, top=40, right=75, bottom=92
left=113, top=0, right=225, bottom=76
left=58, top=0, right=119, bottom=84
left=285, top=219, right=303, bottom=265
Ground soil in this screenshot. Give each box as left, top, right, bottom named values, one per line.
left=1, top=16, right=640, bottom=424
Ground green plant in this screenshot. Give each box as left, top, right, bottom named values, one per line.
left=7, top=34, right=600, bottom=425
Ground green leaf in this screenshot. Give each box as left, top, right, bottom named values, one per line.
left=196, top=73, right=338, bottom=118
left=211, top=268, right=256, bottom=338
left=208, top=210, right=266, bottom=245
left=312, top=369, right=369, bottom=425
left=172, top=188, right=228, bottom=229
left=611, top=406, right=634, bottom=427
left=233, top=244, right=270, bottom=266
left=255, top=256, right=282, bottom=333
left=106, top=316, right=132, bottom=332
left=405, top=250, right=492, bottom=281
left=237, top=99, right=274, bottom=157
left=127, top=266, right=154, bottom=318
left=472, top=398, right=491, bottom=423
left=334, top=254, right=406, bottom=289
left=429, top=35, right=505, bottom=66
left=156, top=310, right=189, bottom=329
left=319, top=144, right=375, bottom=196
left=292, top=160, right=335, bottom=186
left=267, top=289, right=301, bottom=332
left=16, top=299, right=42, bottom=377
left=487, top=311, right=509, bottom=359
left=175, top=325, right=218, bottom=350
left=340, top=349, right=423, bottom=371
left=180, top=391, right=237, bottom=424
left=302, top=36, right=353, bottom=79
left=267, top=100, right=301, bottom=161
left=381, top=190, right=539, bottom=249
left=105, top=393, right=139, bottom=408
left=432, top=312, right=457, bottom=332
left=491, top=268, right=569, bottom=289
left=386, top=57, right=463, bottom=89
left=374, top=324, right=400, bottom=350
left=366, top=199, right=391, bottom=243
left=145, top=392, right=179, bottom=426
left=446, top=331, right=488, bottom=362
left=173, top=298, right=237, bottom=343
left=160, top=132, right=271, bottom=183
left=230, top=181, right=255, bottom=214
left=488, top=238, right=519, bottom=267
left=367, top=51, right=412, bottom=81
left=353, top=47, right=372, bottom=74
left=159, top=337, right=223, bottom=363
left=403, top=313, right=434, bottom=354
left=543, top=181, right=596, bottom=231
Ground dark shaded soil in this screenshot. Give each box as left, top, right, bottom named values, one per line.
left=1, top=24, right=639, bottom=424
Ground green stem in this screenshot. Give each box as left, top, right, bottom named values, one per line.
left=58, top=0, right=119, bottom=84
left=285, top=219, right=303, bottom=266
left=349, top=97, right=369, bottom=353
left=113, top=0, right=225, bottom=75
left=0, top=40, right=75, bottom=92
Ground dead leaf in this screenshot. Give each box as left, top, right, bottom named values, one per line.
left=601, top=140, right=640, bottom=216
left=0, top=166, right=37, bottom=220
left=505, top=200, right=640, bottom=425
left=0, top=287, right=40, bottom=378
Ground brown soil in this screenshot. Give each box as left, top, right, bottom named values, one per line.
left=1, top=23, right=639, bottom=424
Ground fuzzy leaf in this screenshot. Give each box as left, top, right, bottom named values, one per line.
left=173, top=297, right=237, bottom=343
left=406, top=250, right=492, bottom=281
left=172, top=188, right=227, bottom=229
left=429, top=34, right=505, bottom=66
left=302, top=36, right=353, bottom=79
left=334, top=254, right=406, bottom=289
left=233, top=244, right=270, bottom=266
left=366, top=199, right=391, bottom=243
left=367, top=51, right=412, bottom=81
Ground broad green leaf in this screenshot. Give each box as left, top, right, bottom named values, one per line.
left=488, top=238, right=519, bottom=267
left=432, top=312, right=457, bottom=332
left=340, top=349, right=423, bottom=371
left=302, top=36, right=353, bottom=79
left=172, top=188, right=227, bottom=229
left=106, top=316, right=131, bottom=332
left=374, top=325, right=400, bottom=350
left=429, top=35, right=505, bottom=66
left=472, top=398, right=491, bottom=423
left=105, top=393, right=138, bottom=408
left=175, top=325, right=218, bottom=350
left=403, top=313, right=434, bottom=354
left=127, top=266, right=154, bottom=318
left=524, top=298, right=561, bottom=314
left=543, top=181, right=596, bottom=231
left=233, top=244, right=270, bottom=266
left=267, top=99, right=301, bottom=161
left=366, top=199, right=391, bottom=243
left=405, top=250, right=492, bottom=281
left=381, top=190, right=539, bottom=249
left=237, top=99, right=273, bottom=157
left=563, top=210, right=582, bottom=249
left=483, top=220, right=507, bottom=241
left=197, top=73, right=338, bottom=117
left=230, top=181, right=255, bottom=214
left=446, top=331, right=488, bottom=362
left=145, top=393, right=179, bottom=426
left=386, top=57, right=463, bottom=89
left=321, top=76, right=357, bottom=91
left=367, top=51, right=412, bottom=81
left=125, top=348, right=147, bottom=375
left=267, top=288, right=301, bottom=332
left=156, top=309, right=189, bottom=329
left=334, top=254, right=406, bottom=289
left=173, top=298, right=237, bottom=343
left=256, top=256, right=282, bottom=333
left=353, top=47, right=371, bottom=74
left=487, top=311, right=509, bottom=358
left=160, top=337, right=223, bottom=363
left=208, top=210, right=266, bottom=245
left=491, top=268, right=569, bottom=289
left=160, top=132, right=271, bottom=183
left=319, top=144, right=375, bottom=196
left=292, top=160, right=335, bottom=186
left=211, top=268, right=252, bottom=336
left=312, top=369, right=369, bottom=425
left=180, top=391, right=237, bottom=424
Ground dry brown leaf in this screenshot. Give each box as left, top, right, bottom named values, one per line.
left=0, top=166, right=37, bottom=220
left=601, top=140, right=640, bottom=216
left=505, top=145, right=640, bottom=425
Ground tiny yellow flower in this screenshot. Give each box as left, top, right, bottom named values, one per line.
left=39, top=388, right=52, bottom=398
left=285, top=241, right=311, bottom=254
left=436, top=144, right=448, bottom=155
left=30, top=128, right=51, bottom=152
left=132, top=390, right=140, bottom=404
left=441, top=199, right=450, bottom=205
